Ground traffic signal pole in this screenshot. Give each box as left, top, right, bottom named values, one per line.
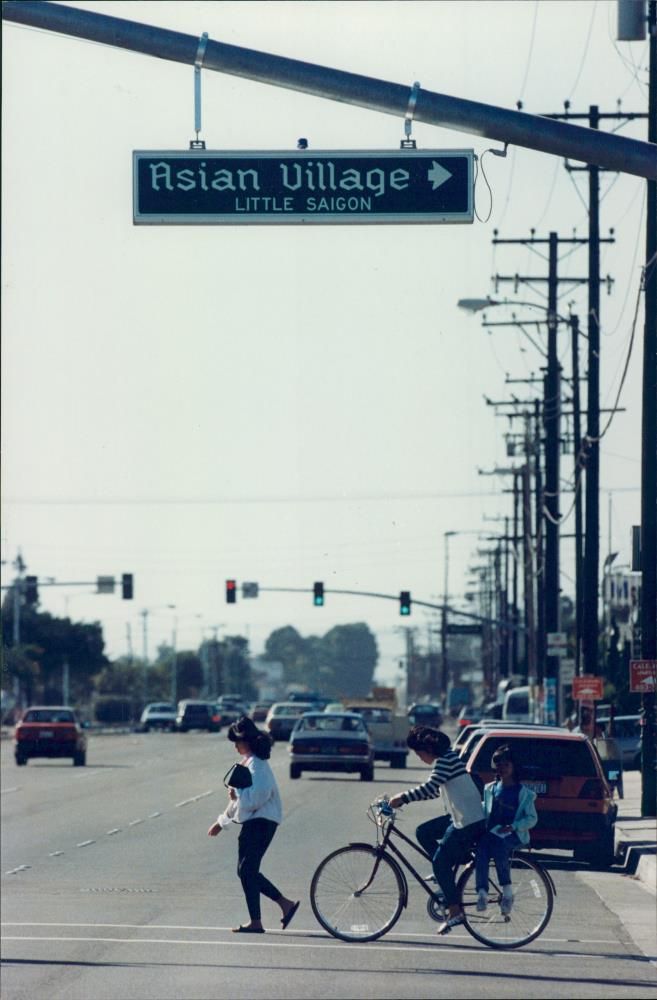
left=2, top=0, right=656, bottom=180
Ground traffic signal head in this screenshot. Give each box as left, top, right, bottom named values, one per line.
left=25, top=576, right=39, bottom=605
left=313, top=582, right=324, bottom=607
left=226, top=579, right=237, bottom=604
left=121, top=573, right=134, bottom=600
left=399, top=590, right=411, bottom=616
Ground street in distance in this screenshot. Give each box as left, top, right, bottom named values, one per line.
left=133, top=149, right=474, bottom=225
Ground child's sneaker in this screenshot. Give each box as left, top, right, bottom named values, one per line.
left=476, top=890, right=488, bottom=912
left=500, top=888, right=514, bottom=915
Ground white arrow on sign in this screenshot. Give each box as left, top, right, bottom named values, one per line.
left=427, top=161, right=452, bottom=190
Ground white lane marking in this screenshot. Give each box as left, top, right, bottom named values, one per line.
left=106, top=829, right=121, bottom=836
left=0, top=934, right=631, bottom=962
left=175, top=790, right=214, bottom=807
left=76, top=840, right=95, bottom=848
left=148, top=812, right=161, bottom=818
left=128, top=819, right=144, bottom=827
left=0, top=923, right=621, bottom=947
left=48, top=852, right=64, bottom=857
left=4, top=866, right=31, bottom=875
left=1, top=786, right=21, bottom=795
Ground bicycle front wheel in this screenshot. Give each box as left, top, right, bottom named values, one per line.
left=458, top=854, right=554, bottom=949
left=310, top=845, right=406, bottom=942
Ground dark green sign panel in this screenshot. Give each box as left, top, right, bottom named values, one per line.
left=133, top=149, right=474, bottom=225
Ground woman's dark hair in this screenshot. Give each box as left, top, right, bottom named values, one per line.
left=227, top=716, right=273, bottom=760
left=491, top=744, right=522, bottom=780
left=406, top=725, right=451, bottom=757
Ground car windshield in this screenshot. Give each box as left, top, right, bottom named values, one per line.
left=352, top=707, right=391, bottom=723
left=472, top=736, right=598, bottom=778
left=273, top=704, right=310, bottom=716
left=23, top=709, right=74, bottom=724
left=149, top=704, right=174, bottom=712
left=298, top=715, right=366, bottom=733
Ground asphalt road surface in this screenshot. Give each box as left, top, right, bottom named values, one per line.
left=2, top=731, right=656, bottom=999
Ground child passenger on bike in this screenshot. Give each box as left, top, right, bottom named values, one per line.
left=388, top=726, right=485, bottom=935
left=474, top=744, right=538, bottom=915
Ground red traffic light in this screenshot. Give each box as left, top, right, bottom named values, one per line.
left=226, top=579, right=237, bottom=604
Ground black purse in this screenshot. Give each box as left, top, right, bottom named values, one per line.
left=223, top=763, right=253, bottom=789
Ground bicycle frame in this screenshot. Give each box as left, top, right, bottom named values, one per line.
left=349, top=817, right=441, bottom=908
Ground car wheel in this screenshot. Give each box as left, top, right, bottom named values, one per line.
left=360, top=765, right=374, bottom=782
left=290, top=764, right=301, bottom=780
left=15, top=753, right=27, bottom=766
left=73, top=751, right=86, bottom=767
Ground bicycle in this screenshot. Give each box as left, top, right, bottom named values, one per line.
left=310, top=798, right=556, bottom=950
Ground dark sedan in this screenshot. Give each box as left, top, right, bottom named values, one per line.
left=288, top=712, right=374, bottom=781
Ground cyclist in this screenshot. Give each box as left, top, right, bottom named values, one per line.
left=388, top=726, right=485, bottom=934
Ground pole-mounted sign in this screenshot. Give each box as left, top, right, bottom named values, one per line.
left=133, top=149, right=474, bottom=225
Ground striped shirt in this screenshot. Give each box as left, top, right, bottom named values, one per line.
left=400, top=749, right=484, bottom=829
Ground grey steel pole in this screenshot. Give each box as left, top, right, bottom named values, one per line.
left=2, top=0, right=656, bottom=180
left=641, top=0, right=656, bottom=818
left=571, top=315, right=584, bottom=677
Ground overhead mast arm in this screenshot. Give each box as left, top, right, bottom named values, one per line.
left=2, top=0, right=655, bottom=180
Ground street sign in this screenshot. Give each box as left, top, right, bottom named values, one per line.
left=547, top=645, right=568, bottom=658
left=133, top=149, right=474, bottom=225
left=547, top=631, right=567, bottom=646
left=446, top=624, right=483, bottom=635
left=572, top=675, right=604, bottom=700
left=96, top=576, right=115, bottom=594
left=560, top=658, right=576, bottom=684
left=630, top=659, right=657, bottom=693
left=241, top=582, right=259, bottom=599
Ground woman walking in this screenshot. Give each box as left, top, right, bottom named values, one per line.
left=208, top=716, right=299, bottom=933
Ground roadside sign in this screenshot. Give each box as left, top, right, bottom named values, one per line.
left=241, top=582, right=259, bottom=599
left=547, top=632, right=567, bottom=646
left=560, top=658, right=576, bottom=684
left=572, top=675, right=604, bottom=700
left=547, top=645, right=568, bottom=658
left=133, top=149, right=474, bottom=225
left=630, top=659, right=657, bottom=693
left=96, top=576, right=115, bottom=594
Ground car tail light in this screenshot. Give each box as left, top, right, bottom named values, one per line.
left=579, top=779, right=607, bottom=799
left=14, top=726, right=27, bottom=741
left=458, top=718, right=472, bottom=727
left=344, top=742, right=369, bottom=755
left=212, top=714, right=220, bottom=723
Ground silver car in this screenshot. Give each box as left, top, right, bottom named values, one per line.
left=288, top=712, right=374, bottom=781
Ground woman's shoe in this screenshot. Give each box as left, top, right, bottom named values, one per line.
left=281, top=901, right=300, bottom=929
left=232, top=925, right=265, bottom=933
left=437, top=913, right=465, bottom=935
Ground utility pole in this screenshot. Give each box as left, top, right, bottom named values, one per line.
left=570, top=315, right=585, bottom=676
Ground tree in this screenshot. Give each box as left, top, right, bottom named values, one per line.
left=320, top=623, right=378, bottom=697
left=264, top=626, right=306, bottom=682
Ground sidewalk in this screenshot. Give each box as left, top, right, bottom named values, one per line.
left=614, top=769, right=657, bottom=893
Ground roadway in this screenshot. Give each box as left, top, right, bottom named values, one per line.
left=2, top=730, right=656, bottom=999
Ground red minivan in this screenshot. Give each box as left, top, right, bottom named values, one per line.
left=466, top=728, right=617, bottom=867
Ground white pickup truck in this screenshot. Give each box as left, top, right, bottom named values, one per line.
left=342, top=700, right=409, bottom=768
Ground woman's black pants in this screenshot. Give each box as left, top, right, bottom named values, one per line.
left=237, top=818, right=281, bottom=920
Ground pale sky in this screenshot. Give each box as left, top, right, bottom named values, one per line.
left=1, top=1, right=649, bottom=685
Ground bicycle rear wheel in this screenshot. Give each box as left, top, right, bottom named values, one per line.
left=458, top=854, right=554, bottom=949
left=310, top=845, right=406, bottom=942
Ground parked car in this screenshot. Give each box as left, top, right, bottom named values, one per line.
left=466, top=728, right=617, bottom=867
left=214, top=699, right=249, bottom=727
left=265, top=702, right=314, bottom=742
left=139, top=702, right=177, bottom=732
left=407, top=702, right=443, bottom=728
left=251, top=702, right=274, bottom=723
left=456, top=705, right=485, bottom=728
left=323, top=702, right=346, bottom=713
left=14, top=706, right=87, bottom=766
left=176, top=700, right=221, bottom=733
left=288, top=712, right=374, bottom=781
left=598, top=715, right=642, bottom=769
